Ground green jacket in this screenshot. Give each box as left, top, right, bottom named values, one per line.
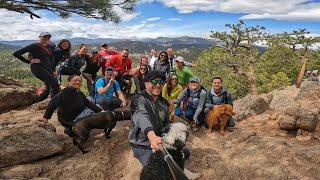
left=176, top=66, right=194, bottom=86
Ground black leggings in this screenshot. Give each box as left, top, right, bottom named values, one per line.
left=31, top=64, right=59, bottom=101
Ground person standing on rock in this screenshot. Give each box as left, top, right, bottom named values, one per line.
left=39, top=75, right=102, bottom=137
left=204, top=76, right=235, bottom=127
left=13, top=32, right=60, bottom=102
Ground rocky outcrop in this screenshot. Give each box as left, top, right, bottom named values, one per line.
left=0, top=76, right=37, bottom=113
left=233, top=95, right=269, bottom=121
left=0, top=121, right=63, bottom=168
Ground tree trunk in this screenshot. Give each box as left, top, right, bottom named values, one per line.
left=247, top=50, right=257, bottom=95
left=296, top=55, right=307, bottom=88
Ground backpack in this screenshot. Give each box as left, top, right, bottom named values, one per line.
left=207, top=90, right=229, bottom=105
left=182, top=86, right=206, bottom=110
left=90, top=78, right=117, bottom=102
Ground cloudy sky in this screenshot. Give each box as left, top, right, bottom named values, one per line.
left=1, top=0, right=320, bottom=41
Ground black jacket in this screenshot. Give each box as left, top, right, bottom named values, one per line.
left=43, top=87, right=101, bottom=123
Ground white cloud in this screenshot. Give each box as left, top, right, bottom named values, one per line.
left=142, top=0, right=320, bottom=21
left=145, top=17, right=161, bottom=21
left=0, top=10, right=191, bottom=40
left=168, top=18, right=181, bottom=21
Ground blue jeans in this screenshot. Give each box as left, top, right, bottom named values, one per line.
left=176, top=106, right=205, bottom=125
left=132, top=148, right=153, bottom=167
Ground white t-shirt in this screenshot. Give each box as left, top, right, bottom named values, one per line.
left=149, top=56, right=158, bottom=69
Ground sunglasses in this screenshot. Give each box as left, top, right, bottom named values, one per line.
left=191, top=81, right=198, bottom=84
left=106, top=70, right=113, bottom=73
left=150, top=79, right=165, bottom=86
left=160, top=54, right=166, bottom=57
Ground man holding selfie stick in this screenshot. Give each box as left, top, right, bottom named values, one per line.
left=94, top=66, right=127, bottom=110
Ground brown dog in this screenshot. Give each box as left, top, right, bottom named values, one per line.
left=72, top=110, right=131, bottom=153
left=206, top=104, right=235, bottom=135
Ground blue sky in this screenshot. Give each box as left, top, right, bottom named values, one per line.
left=1, top=0, right=320, bottom=40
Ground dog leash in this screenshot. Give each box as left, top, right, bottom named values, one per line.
left=159, top=146, right=189, bottom=180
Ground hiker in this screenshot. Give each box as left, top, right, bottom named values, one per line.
left=13, top=32, right=59, bottom=102
left=53, top=39, right=71, bottom=70
left=130, top=56, right=152, bottom=76
left=175, top=56, right=194, bottom=88
left=204, top=76, right=235, bottom=127
left=93, top=66, right=127, bottom=110
left=105, top=48, right=132, bottom=81
left=162, top=73, right=183, bottom=104
left=175, top=76, right=206, bottom=128
left=39, top=75, right=102, bottom=137
left=129, top=71, right=190, bottom=166
left=149, top=48, right=158, bottom=69
left=130, top=64, right=149, bottom=113
left=167, top=48, right=195, bottom=71
left=98, top=43, right=119, bottom=76
left=53, top=39, right=72, bottom=84
left=59, top=44, right=88, bottom=76
left=82, top=51, right=102, bottom=94
left=153, top=51, right=171, bottom=77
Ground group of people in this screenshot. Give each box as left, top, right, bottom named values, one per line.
left=13, top=32, right=236, bottom=168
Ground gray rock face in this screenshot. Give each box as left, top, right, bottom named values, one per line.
left=234, top=95, right=269, bottom=121
left=0, top=121, right=62, bottom=168
left=269, top=86, right=299, bottom=112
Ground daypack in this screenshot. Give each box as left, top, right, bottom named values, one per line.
left=182, top=86, right=206, bottom=110
left=90, top=78, right=118, bottom=102
left=207, top=90, right=228, bottom=105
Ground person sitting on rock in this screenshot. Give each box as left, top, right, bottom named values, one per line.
left=204, top=76, right=235, bottom=128
left=39, top=75, right=102, bottom=137
left=93, top=66, right=127, bottom=110
left=175, top=76, right=206, bottom=129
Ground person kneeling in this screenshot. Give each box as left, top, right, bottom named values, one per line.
left=175, top=76, right=206, bottom=131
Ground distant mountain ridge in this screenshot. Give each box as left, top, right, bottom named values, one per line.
left=0, top=36, right=215, bottom=47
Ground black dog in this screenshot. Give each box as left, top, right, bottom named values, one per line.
left=72, top=110, right=131, bottom=153
left=140, top=122, right=189, bottom=180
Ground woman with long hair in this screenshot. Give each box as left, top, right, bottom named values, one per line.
left=130, top=64, right=149, bottom=113
left=59, top=44, right=88, bottom=76
left=13, top=32, right=59, bottom=102
left=54, top=39, right=71, bottom=83
left=153, top=51, right=170, bottom=77
left=162, top=73, right=183, bottom=104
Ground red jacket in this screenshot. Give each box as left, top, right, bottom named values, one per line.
left=98, top=50, right=119, bottom=75
left=106, top=54, right=132, bottom=75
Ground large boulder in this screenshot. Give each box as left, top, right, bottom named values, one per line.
left=0, top=121, right=63, bottom=168
left=233, top=95, right=269, bottom=121
left=0, top=76, right=37, bottom=113
left=269, top=85, right=299, bottom=112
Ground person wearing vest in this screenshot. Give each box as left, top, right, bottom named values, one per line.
left=94, top=66, right=127, bottom=110
left=204, top=76, right=235, bottom=127
left=13, top=32, right=59, bottom=102
left=175, top=76, right=206, bottom=125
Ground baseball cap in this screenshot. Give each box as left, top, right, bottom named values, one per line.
left=39, top=32, right=51, bottom=37
left=175, top=56, right=184, bottom=63
left=105, top=66, right=114, bottom=72
left=190, top=76, right=200, bottom=83
left=145, top=71, right=165, bottom=82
